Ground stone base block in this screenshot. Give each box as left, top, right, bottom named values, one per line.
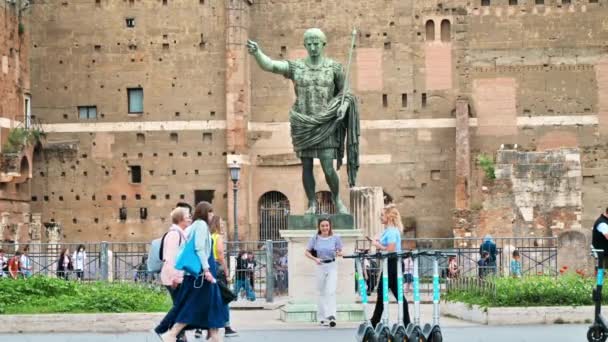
left=288, top=214, right=354, bottom=230
left=279, top=302, right=365, bottom=323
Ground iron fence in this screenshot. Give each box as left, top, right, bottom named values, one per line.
left=0, top=240, right=289, bottom=303
left=225, top=240, right=288, bottom=302
left=352, top=237, right=558, bottom=300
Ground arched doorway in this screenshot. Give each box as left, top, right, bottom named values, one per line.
left=258, top=191, right=290, bottom=241
left=315, top=191, right=336, bottom=215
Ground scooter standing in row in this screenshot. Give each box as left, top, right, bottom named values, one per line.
left=405, top=251, right=423, bottom=341
left=420, top=251, right=456, bottom=342
left=588, top=245, right=608, bottom=342
left=391, top=251, right=411, bottom=341
left=374, top=252, right=396, bottom=342
left=345, top=251, right=376, bottom=342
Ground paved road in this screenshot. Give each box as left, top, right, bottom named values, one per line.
left=0, top=324, right=591, bottom=342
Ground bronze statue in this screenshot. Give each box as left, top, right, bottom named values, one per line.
left=247, top=28, right=359, bottom=215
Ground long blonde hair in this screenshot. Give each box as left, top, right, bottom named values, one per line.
left=383, top=205, right=403, bottom=230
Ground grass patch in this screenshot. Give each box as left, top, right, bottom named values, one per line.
left=445, top=275, right=600, bottom=307
left=0, top=276, right=171, bottom=314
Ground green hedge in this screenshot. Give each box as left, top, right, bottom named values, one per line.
left=0, top=276, right=172, bottom=314
left=444, top=275, right=604, bottom=307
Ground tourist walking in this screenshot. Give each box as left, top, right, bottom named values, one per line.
left=479, top=235, right=497, bottom=274
left=0, top=249, right=7, bottom=278
left=8, top=251, right=22, bottom=279
left=234, top=251, right=256, bottom=301
left=304, top=217, right=343, bottom=327
left=56, top=247, right=73, bottom=280
left=403, top=255, right=413, bottom=293
left=157, top=201, right=228, bottom=342
left=510, top=250, right=522, bottom=278
left=20, top=246, right=32, bottom=278
left=73, top=245, right=87, bottom=281
left=369, top=205, right=411, bottom=328
left=155, top=206, right=190, bottom=342
left=478, top=251, right=490, bottom=278
left=447, top=256, right=460, bottom=279
left=210, top=216, right=238, bottom=337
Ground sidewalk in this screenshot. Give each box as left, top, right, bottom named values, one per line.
left=0, top=304, right=476, bottom=334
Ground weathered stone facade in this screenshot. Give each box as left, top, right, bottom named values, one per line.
left=4, top=0, right=606, bottom=245
left=0, top=1, right=34, bottom=244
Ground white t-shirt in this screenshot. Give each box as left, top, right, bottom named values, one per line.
left=73, top=251, right=86, bottom=270
left=598, top=222, right=608, bottom=234
left=20, top=255, right=31, bottom=270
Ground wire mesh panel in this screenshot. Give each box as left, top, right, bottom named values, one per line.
left=258, top=191, right=290, bottom=241
left=315, top=191, right=335, bottom=215
left=225, top=240, right=288, bottom=302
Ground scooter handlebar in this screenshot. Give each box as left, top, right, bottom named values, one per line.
left=591, top=245, right=605, bottom=259
left=343, top=251, right=398, bottom=259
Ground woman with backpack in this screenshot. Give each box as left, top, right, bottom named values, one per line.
left=156, top=201, right=228, bottom=342
left=304, top=217, right=343, bottom=327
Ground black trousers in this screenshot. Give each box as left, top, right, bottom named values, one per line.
left=370, top=258, right=411, bottom=327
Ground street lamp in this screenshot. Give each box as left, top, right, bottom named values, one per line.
left=229, top=160, right=241, bottom=242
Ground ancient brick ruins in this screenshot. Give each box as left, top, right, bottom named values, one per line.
left=0, top=1, right=606, bottom=252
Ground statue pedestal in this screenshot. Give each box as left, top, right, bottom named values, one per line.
left=279, top=223, right=363, bottom=322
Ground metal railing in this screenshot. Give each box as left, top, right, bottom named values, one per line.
left=225, top=240, right=288, bottom=302
left=0, top=240, right=289, bottom=303
left=352, top=237, right=558, bottom=300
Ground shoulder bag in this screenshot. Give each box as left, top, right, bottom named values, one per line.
left=175, top=230, right=202, bottom=276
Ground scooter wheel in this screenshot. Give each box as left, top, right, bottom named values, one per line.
left=431, top=331, right=443, bottom=342
left=588, top=326, right=608, bottom=342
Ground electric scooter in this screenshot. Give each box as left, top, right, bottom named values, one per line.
left=588, top=245, right=608, bottom=342
left=375, top=252, right=396, bottom=342
left=344, top=251, right=376, bottom=342
left=405, top=250, right=423, bottom=342
left=420, top=251, right=457, bottom=342
left=391, top=251, right=411, bottom=342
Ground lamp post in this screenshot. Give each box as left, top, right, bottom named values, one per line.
left=229, top=161, right=241, bottom=242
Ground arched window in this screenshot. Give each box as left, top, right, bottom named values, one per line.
left=425, top=20, right=435, bottom=41
left=258, top=191, right=290, bottom=241
left=441, top=19, right=451, bottom=42
left=315, top=191, right=336, bottom=215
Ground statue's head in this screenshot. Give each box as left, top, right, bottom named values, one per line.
left=303, top=28, right=326, bottom=58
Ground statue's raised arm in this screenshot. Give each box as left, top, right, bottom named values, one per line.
left=246, top=40, right=289, bottom=76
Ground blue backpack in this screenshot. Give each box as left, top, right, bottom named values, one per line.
left=147, top=231, right=182, bottom=273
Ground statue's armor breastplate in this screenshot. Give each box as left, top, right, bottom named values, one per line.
left=290, top=59, right=337, bottom=116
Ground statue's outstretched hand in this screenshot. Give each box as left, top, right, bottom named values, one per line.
left=246, top=40, right=259, bottom=55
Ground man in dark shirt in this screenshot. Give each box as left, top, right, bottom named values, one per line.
left=234, top=252, right=256, bottom=301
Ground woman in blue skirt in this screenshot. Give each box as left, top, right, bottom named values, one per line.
left=158, top=201, right=228, bottom=342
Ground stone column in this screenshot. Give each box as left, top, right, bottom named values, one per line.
left=279, top=228, right=363, bottom=322
left=29, top=213, right=41, bottom=242
left=350, top=187, right=384, bottom=239
left=0, top=212, right=8, bottom=242
left=455, top=98, right=470, bottom=210
left=225, top=0, right=251, bottom=240
left=29, top=213, right=42, bottom=274
left=45, top=223, right=62, bottom=277
left=453, top=98, right=472, bottom=241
